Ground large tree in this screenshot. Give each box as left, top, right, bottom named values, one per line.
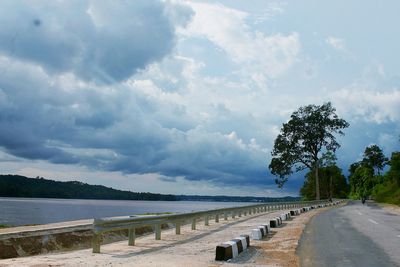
left=269, top=102, right=349, bottom=200
left=362, top=145, right=388, bottom=175
left=300, top=164, right=349, bottom=200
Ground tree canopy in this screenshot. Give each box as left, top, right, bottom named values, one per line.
left=362, top=144, right=388, bottom=175
left=269, top=102, right=349, bottom=200
left=300, top=164, right=349, bottom=200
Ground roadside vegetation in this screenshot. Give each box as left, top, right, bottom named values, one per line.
left=349, top=143, right=400, bottom=205
left=269, top=102, right=399, bottom=205
left=269, top=102, right=349, bottom=200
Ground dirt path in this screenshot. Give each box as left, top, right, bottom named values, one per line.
left=0, top=208, right=327, bottom=267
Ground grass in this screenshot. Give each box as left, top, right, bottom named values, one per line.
left=0, top=224, right=12, bottom=229
left=372, top=181, right=400, bottom=206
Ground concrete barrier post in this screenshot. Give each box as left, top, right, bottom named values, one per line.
left=224, top=212, right=228, bottom=220
left=238, top=211, right=242, bottom=217
left=205, top=215, right=209, bottom=226
left=215, top=214, right=219, bottom=223
left=155, top=224, right=161, bottom=240
left=175, top=221, right=181, bottom=234
left=232, top=211, right=236, bottom=219
left=92, top=233, right=101, bottom=253
left=128, top=228, right=135, bottom=246
left=244, top=210, right=247, bottom=216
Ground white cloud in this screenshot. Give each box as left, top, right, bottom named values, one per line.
left=326, top=36, right=346, bottom=51
left=181, top=2, right=300, bottom=80
left=330, top=88, right=400, bottom=124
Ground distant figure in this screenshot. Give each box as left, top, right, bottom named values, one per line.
left=361, top=196, right=366, bottom=204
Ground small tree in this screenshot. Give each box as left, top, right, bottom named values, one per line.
left=269, top=102, right=349, bottom=200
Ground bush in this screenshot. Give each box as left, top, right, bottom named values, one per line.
left=372, top=181, right=400, bottom=205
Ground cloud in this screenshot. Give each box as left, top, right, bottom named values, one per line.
left=330, top=88, right=400, bottom=124
left=0, top=52, right=276, bottom=190
left=1, top=1, right=399, bottom=197
left=326, top=36, right=346, bottom=51
left=0, top=0, right=193, bottom=84
left=253, top=2, right=286, bottom=24
left=181, top=2, right=300, bottom=81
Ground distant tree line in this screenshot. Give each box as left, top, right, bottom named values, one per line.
left=0, top=175, right=177, bottom=201
left=0, top=175, right=300, bottom=203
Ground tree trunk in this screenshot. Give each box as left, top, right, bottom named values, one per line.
left=315, top=165, right=320, bottom=200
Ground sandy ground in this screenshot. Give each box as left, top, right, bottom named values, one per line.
left=0, top=208, right=326, bottom=267
left=378, top=202, right=400, bottom=215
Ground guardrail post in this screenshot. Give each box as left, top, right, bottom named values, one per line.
left=238, top=211, right=242, bottom=217
left=192, top=218, right=197, bottom=230
left=128, top=228, right=135, bottom=246
left=92, top=233, right=101, bottom=253
left=215, top=214, right=219, bottom=223
left=249, top=208, right=252, bottom=215
left=205, top=215, right=209, bottom=226
left=175, top=221, right=181, bottom=234
left=155, top=224, right=161, bottom=240
left=232, top=211, right=236, bottom=219
left=244, top=210, right=247, bottom=216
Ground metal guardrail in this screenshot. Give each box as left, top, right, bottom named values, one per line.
left=92, top=200, right=330, bottom=253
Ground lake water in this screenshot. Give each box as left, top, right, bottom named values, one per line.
left=0, top=197, right=253, bottom=226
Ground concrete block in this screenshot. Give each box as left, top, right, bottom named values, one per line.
left=258, top=226, right=267, bottom=236
left=215, top=243, right=233, bottom=261
left=240, top=234, right=250, bottom=247
left=270, top=219, right=278, bottom=228
left=280, top=214, right=287, bottom=221
left=261, top=224, right=270, bottom=234
left=224, top=241, right=238, bottom=257
left=251, top=229, right=263, bottom=240
left=216, top=235, right=250, bottom=261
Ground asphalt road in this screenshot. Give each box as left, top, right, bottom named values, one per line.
left=298, top=201, right=400, bottom=267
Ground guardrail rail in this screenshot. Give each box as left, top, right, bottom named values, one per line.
left=92, top=200, right=335, bottom=253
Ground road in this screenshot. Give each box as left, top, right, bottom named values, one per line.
left=298, top=200, right=400, bottom=267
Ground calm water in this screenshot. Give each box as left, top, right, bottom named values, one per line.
left=0, top=197, right=252, bottom=226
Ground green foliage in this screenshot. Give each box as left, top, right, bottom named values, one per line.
left=0, top=174, right=301, bottom=203
left=386, top=152, right=400, bottom=185
left=362, top=145, right=388, bottom=175
left=0, top=174, right=178, bottom=201
left=349, top=143, right=400, bottom=206
left=269, top=102, right=349, bottom=200
left=300, top=165, right=349, bottom=200
left=372, top=181, right=400, bottom=205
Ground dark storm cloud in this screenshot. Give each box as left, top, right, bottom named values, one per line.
left=0, top=53, right=274, bottom=188
left=0, top=0, right=193, bottom=84
left=0, top=1, right=282, bottom=190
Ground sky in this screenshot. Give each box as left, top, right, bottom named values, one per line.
left=0, top=0, right=399, bottom=197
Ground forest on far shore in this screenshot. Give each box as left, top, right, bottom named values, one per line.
left=0, top=174, right=300, bottom=203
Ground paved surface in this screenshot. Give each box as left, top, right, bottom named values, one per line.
left=298, top=201, right=400, bottom=267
